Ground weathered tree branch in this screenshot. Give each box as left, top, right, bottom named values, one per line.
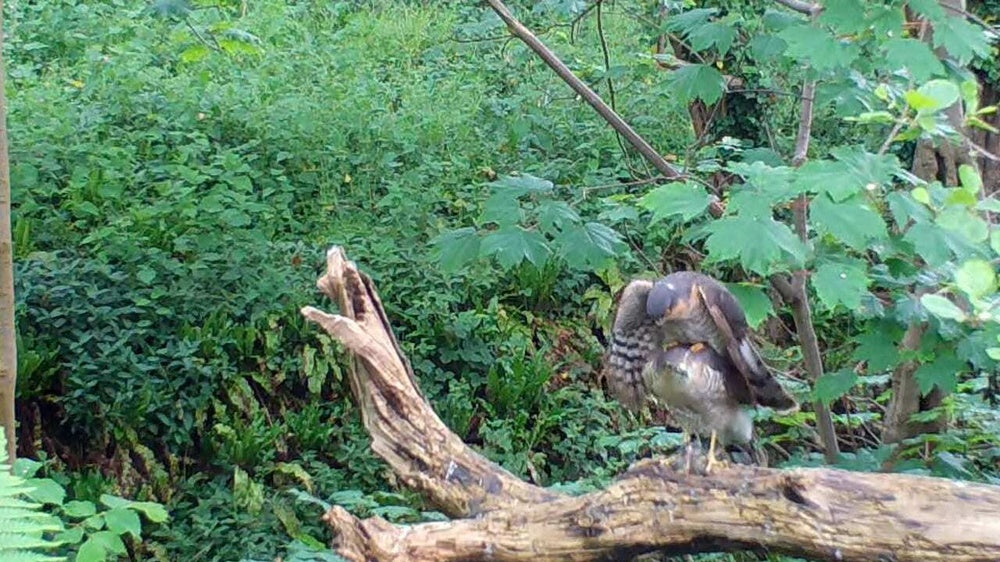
left=0, top=0, right=16, bottom=467
left=303, top=246, right=1000, bottom=562
left=773, top=0, right=823, bottom=16
left=483, top=0, right=683, bottom=180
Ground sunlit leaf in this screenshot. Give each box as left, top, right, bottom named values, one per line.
left=954, top=259, right=997, bottom=299
left=920, top=294, right=967, bottom=322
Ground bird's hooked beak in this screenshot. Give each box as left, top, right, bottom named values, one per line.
left=646, top=280, right=678, bottom=319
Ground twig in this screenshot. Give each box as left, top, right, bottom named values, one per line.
left=485, top=0, right=683, bottom=179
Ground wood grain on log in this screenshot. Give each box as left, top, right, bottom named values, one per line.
left=302, top=246, right=1000, bottom=562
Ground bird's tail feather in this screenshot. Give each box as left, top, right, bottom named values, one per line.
left=738, top=336, right=798, bottom=413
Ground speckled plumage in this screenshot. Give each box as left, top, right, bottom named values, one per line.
left=602, top=271, right=798, bottom=444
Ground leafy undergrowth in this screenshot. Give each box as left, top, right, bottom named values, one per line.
left=8, top=0, right=1000, bottom=561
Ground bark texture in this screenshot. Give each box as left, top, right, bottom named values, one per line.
left=302, top=246, right=1000, bottom=562
left=0, top=0, right=16, bottom=466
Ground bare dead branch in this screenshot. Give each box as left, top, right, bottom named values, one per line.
left=304, top=246, right=1000, bottom=562
left=483, top=0, right=683, bottom=180
left=773, top=0, right=822, bottom=16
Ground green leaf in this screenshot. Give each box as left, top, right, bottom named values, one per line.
left=704, top=216, right=806, bottom=275
left=24, top=479, right=65, bottom=506
left=907, top=0, right=945, bottom=21
left=489, top=174, right=554, bottom=197
left=933, top=15, right=992, bottom=65
left=664, top=8, right=716, bottom=34
left=556, top=222, right=625, bottom=270
left=887, top=191, right=932, bottom=227
left=811, top=258, right=870, bottom=311
left=936, top=206, right=989, bottom=243
left=920, top=294, right=967, bottom=322
left=480, top=227, right=549, bottom=269
left=992, top=231, right=1000, bottom=255
left=536, top=200, right=580, bottom=231
left=63, top=500, right=97, bottom=518
left=958, top=164, right=983, bottom=195
left=852, top=329, right=901, bottom=372
left=914, top=351, right=966, bottom=395
left=639, top=181, right=711, bottom=223
left=686, top=22, right=738, bottom=56
left=724, top=283, right=774, bottom=329
left=104, top=507, right=142, bottom=538
left=136, top=267, right=156, bottom=285
left=793, top=160, right=854, bottom=201
left=128, top=501, right=168, bottom=523
left=813, top=369, right=858, bottom=404
left=669, top=64, right=726, bottom=105
left=904, top=80, right=959, bottom=113
left=904, top=222, right=953, bottom=267
left=883, top=38, right=945, bottom=82
left=779, top=24, right=859, bottom=70
left=810, top=194, right=887, bottom=251
left=749, top=34, right=787, bottom=60
left=955, top=259, right=997, bottom=299
left=818, top=0, right=866, bottom=33
left=480, top=192, right=521, bottom=226
left=432, top=228, right=481, bottom=273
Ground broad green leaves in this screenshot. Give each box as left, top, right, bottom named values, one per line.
left=810, top=194, right=887, bottom=251
left=921, top=294, right=967, bottom=322
left=434, top=174, right=625, bottom=273
left=779, top=24, right=859, bottom=70
left=955, top=259, right=997, bottom=300
left=884, top=39, right=945, bottom=82
left=640, top=181, right=712, bottom=223
left=703, top=216, right=806, bottom=275
left=669, top=64, right=726, bottom=105
left=811, top=258, right=870, bottom=311
left=725, top=283, right=774, bottom=329
left=904, top=80, right=960, bottom=113
left=813, top=369, right=858, bottom=404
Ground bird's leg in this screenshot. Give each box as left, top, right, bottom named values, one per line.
left=689, top=342, right=706, bottom=353
left=683, top=431, right=699, bottom=474
left=704, top=430, right=724, bottom=474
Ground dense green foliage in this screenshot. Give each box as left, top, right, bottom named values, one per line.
left=7, top=0, right=999, bottom=560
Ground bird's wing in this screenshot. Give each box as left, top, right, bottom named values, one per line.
left=602, top=280, right=658, bottom=412
left=695, top=285, right=797, bottom=412
left=692, top=286, right=755, bottom=405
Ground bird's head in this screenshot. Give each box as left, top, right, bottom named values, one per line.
left=646, top=280, right=680, bottom=320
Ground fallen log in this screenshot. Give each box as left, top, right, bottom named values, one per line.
left=301, top=246, right=1000, bottom=561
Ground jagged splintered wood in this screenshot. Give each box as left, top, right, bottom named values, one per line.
left=301, top=246, right=1000, bottom=562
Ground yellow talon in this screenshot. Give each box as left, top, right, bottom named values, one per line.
left=690, top=342, right=706, bottom=353
left=705, top=430, right=721, bottom=474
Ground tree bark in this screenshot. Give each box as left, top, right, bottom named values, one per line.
left=0, top=0, right=16, bottom=467
left=302, top=246, right=1000, bottom=562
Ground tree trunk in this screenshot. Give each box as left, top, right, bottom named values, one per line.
left=302, top=246, right=1000, bottom=562
left=0, top=0, right=16, bottom=467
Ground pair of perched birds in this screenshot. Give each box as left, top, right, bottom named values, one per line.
left=602, top=271, right=799, bottom=472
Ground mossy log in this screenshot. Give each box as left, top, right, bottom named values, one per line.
left=301, top=246, right=1000, bottom=562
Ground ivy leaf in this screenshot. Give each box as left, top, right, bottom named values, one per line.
left=811, top=258, right=870, bottom=311
left=639, top=181, right=711, bottom=223
left=884, top=38, right=945, bottom=82
left=852, top=328, right=901, bottom=372
left=779, top=24, right=860, bottom=70
left=933, top=15, right=992, bottom=65
left=704, top=216, right=806, bottom=275
left=480, top=227, right=549, bottom=269
left=557, top=222, right=625, bottom=269
left=432, top=227, right=481, bottom=273
left=914, top=351, right=966, bottom=395
left=669, top=64, right=726, bottom=105
left=954, top=259, right=997, bottom=299
left=813, top=369, right=858, bottom=404
left=810, top=194, right=887, bottom=251
left=920, top=294, right=967, bottom=322
left=724, top=283, right=774, bottom=329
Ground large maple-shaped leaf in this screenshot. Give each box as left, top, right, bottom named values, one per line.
left=933, top=15, right=992, bottom=65
left=432, top=227, right=481, bottom=272
left=818, top=0, right=866, bottom=34
left=489, top=174, right=554, bottom=197
left=883, top=38, right=945, bottom=82
left=557, top=222, right=626, bottom=269
left=480, top=227, right=550, bottom=269
left=914, top=350, right=966, bottom=395
left=640, top=181, right=712, bottom=223
left=669, top=64, right=726, bottom=105
left=687, top=21, right=738, bottom=56
left=724, top=282, right=774, bottom=329
left=704, top=216, right=806, bottom=275
left=793, top=160, right=853, bottom=201
left=813, top=369, right=858, bottom=405
left=852, top=325, right=902, bottom=372
left=811, top=257, right=870, bottom=311
left=810, top=193, right=887, bottom=250
left=779, top=24, right=860, bottom=70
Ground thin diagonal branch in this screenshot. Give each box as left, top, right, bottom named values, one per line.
left=773, top=0, right=822, bottom=16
